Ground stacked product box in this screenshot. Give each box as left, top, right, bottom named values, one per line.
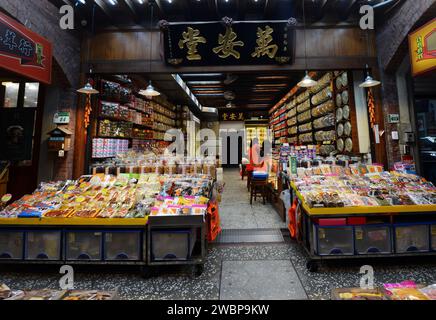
left=92, top=139, right=129, bottom=158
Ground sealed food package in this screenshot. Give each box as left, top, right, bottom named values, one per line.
left=419, top=284, right=436, bottom=300
left=383, top=281, right=429, bottom=300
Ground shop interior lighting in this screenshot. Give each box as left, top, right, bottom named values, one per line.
left=139, top=81, right=160, bottom=97
left=172, top=74, right=204, bottom=110
left=137, top=0, right=144, bottom=4
left=297, top=0, right=317, bottom=88
left=77, top=80, right=99, bottom=94
left=77, top=4, right=99, bottom=95
left=181, top=73, right=223, bottom=77
left=298, top=71, right=318, bottom=88
left=359, top=66, right=381, bottom=88
left=140, top=1, right=161, bottom=98
left=108, top=0, right=117, bottom=5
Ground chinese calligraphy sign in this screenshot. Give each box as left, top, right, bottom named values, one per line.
left=252, top=26, right=278, bottom=59
left=213, top=27, right=244, bottom=59
left=163, top=21, right=294, bottom=66
left=178, top=27, right=206, bottom=61
left=0, top=11, right=52, bottom=84
left=220, top=111, right=245, bottom=121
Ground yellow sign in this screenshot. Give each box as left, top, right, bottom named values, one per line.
left=409, top=18, right=436, bottom=76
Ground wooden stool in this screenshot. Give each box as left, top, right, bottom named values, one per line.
left=247, top=170, right=253, bottom=191
left=241, top=164, right=247, bottom=180
left=250, top=179, right=268, bottom=205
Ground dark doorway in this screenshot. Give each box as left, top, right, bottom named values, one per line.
left=0, top=79, right=44, bottom=201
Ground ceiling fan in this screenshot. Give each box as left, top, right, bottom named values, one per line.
left=224, top=91, right=236, bottom=101
left=223, top=73, right=238, bottom=85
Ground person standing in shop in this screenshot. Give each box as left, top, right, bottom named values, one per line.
left=246, top=138, right=263, bottom=189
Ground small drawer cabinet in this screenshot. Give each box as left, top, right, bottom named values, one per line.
left=25, top=231, right=62, bottom=260
left=314, top=225, right=354, bottom=256
left=66, top=231, right=103, bottom=261
left=0, top=231, right=24, bottom=260
left=355, top=225, right=392, bottom=255
left=394, top=224, right=430, bottom=253
left=104, top=231, right=142, bottom=261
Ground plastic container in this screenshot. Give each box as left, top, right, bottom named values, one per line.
left=0, top=231, right=23, bottom=260
left=104, top=231, right=142, bottom=261
left=66, top=231, right=103, bottom=260
left=394, top=224, right=430, bottom=253
left=151, top=229, right=197, bottom=261
left=355, top=225, right=392, bottom=255
left=25, top=231, right=62, bottom=260
left=314, top=225, right=354, bottom=255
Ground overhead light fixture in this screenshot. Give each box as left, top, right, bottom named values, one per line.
left=108, top=0, right=117, bottom=5
left=139, top=2, right=161, bottom=98
left=298, top=0, right=318, bottom=88
left=77, top=80, right=99, bottom=94
left=139, top=81, right=160, bottom=98
left=359, top=66, right=381, bottom=88
left=137, top=0, right=144, bottom=4
left=298, top=71, right=318, bottom=88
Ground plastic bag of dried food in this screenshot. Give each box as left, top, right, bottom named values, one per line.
left=419, top=284, right=436, bottom=300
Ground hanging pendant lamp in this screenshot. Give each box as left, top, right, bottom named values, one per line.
left=297, top=0, right=317, bottom=88
left=359, top=65, right=381, bottom=88
left=298, top=71, right=318, bottom=88
left=77, top=79, right=99, bottom=94
left=139, top=81, right=160, bottom=97
left=140, top=1, right=160, bottom=98
left=78, top=4, right=99, bottom=95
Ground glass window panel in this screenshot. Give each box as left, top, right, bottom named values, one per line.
left=2, top=82, right=20, bottom=108
left=24, top=82, right=39, bottom=108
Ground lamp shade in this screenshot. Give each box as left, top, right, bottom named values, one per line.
left=77, top=81, right=99, bottom=94
left=359, top=75, right=381, bottom=88
left=297, top=71, right=317, bottom=88
left=139, top=83, right=160, bottom=97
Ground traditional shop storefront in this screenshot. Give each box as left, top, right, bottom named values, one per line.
left=0, top=11, right=53, bottom=200
left=1, top=1, right=436, bottom=294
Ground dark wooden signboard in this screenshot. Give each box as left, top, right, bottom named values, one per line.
left=163, top=21, right=295, bottom=66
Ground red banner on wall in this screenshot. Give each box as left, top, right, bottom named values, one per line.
left=0, top=12, right=52, bottom=84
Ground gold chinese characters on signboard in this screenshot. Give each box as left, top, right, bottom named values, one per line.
left=252, top=26, right=278, bottom=59
left=213, top=27, right=244, bottom=59
left=178, top=27, right=207, bottom=61
left=222, top=112, right=244, bottom=121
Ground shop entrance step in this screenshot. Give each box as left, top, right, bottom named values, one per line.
left=213, top=229, right=284, bottom=244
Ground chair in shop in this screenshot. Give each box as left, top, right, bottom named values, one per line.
left=250, top=176, right=269, bottom=205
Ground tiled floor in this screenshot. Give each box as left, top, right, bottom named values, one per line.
left=219, top=168, right=287, bottom=230
left=1, top=169, right=436, bottom=300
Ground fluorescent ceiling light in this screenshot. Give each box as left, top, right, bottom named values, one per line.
left=188, top=81, right=222, bottom=85
left=181, top=73, right=222, bottom=77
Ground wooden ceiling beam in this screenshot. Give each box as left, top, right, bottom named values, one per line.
left=154, top=0, right=166, bottom=17
left=122, top=0, right=141, bottom=24
left=94, top=0, right=116, bottom=22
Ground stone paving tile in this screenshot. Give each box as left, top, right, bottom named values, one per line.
left=220, top=260, right=307, bottom=300
left=1, top=242, right=435, bottom=300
